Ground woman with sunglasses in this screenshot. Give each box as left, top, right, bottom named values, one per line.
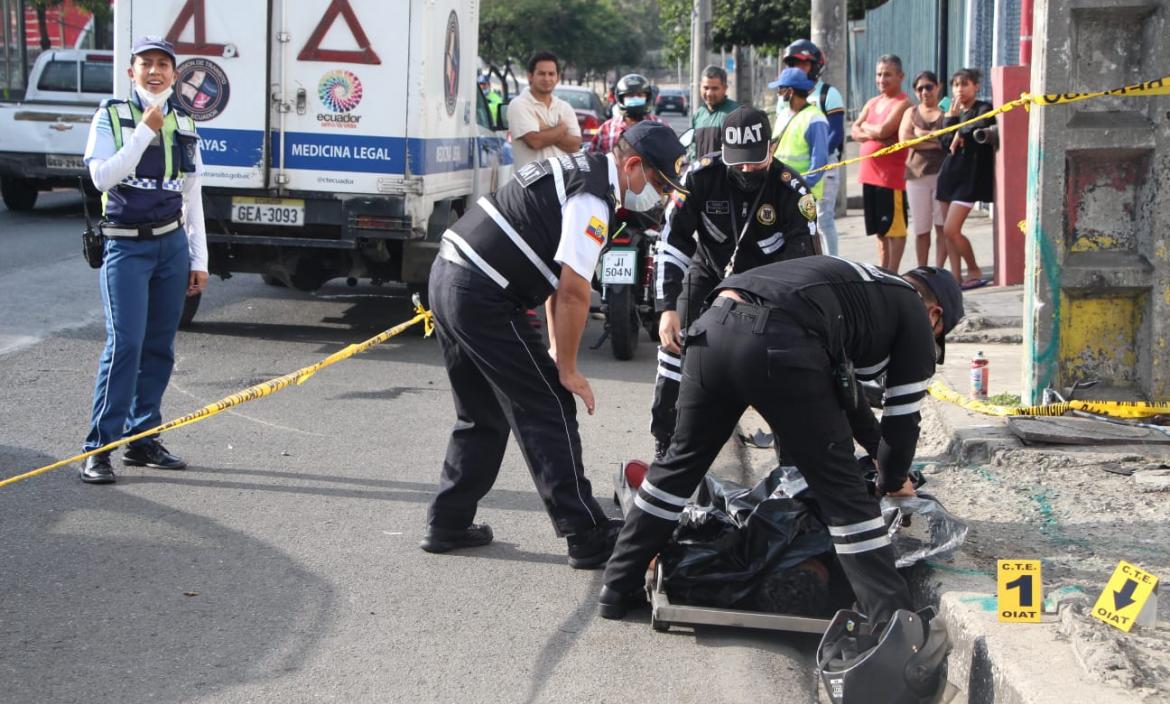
left=899, top=71, right=948, bottom=268
left=935, top=68, right=995, bottom=288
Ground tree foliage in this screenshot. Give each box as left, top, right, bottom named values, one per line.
left=660, top=0, right=889, bottom=62
left=479, top=0, right=648, bottom=81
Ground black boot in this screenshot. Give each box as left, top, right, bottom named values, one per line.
left=122, top=439, right=186, bottom=470
left=566, top=519, right=623, bottom=569
left=420, top=523, right=494, bottom=553
left=79, top=453, right=116, bottom=484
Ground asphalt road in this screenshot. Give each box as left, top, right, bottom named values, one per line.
left=0, top=185, right=819, bottom=702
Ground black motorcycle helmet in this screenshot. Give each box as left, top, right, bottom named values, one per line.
left=783, top=39, right=826, bottom=81
left=615, top=73, right=651, bottom=118
left=816, top=607, right=951, bottom=704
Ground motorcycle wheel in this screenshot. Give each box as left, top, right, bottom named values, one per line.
left=645, top=311, right=661, bottom=343
left=608, top=285, right=638, bottom=360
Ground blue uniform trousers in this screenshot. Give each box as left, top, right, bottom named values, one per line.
left=84, top=228, right=190, bottom=451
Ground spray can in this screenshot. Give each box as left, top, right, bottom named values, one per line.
left=970, top=351, right=990, bottom=399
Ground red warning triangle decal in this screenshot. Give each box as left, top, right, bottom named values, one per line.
left=298, top=0, right=382, bottom=65
left=165, top=0, right=230, bottom=57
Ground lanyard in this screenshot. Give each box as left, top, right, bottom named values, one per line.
left=724, top=177, right=768, bottom=277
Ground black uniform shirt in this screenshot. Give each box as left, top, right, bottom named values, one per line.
left=719, top=255, right=937, bottom=488
left=656, top=154, right=819, bottom=312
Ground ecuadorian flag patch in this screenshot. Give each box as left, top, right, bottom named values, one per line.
left=585, top=216, right=607, bottom=245
left=670, top=191, right=687, bottom=209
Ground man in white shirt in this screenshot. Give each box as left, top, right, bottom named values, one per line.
left=508, top=51, right=581, bottom=167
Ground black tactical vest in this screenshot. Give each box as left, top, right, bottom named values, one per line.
left=444, top=151, right=616, bottom=306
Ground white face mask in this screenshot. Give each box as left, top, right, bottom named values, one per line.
left=135, top=84, right=173, bottom=109
left=623, top=162, right=661, bottom=212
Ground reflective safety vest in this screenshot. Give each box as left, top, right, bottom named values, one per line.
left=443, top=151, right=616, bottom=307
left=774, top=104, right=826, bottom=199
left=102, top=98, right=199, bottom=225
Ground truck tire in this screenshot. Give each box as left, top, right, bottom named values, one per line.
left=1, top=177, right=38, bottom=211
left=179, top=293, right=201, bottom=329
left=608, top=285, right=638, bottom=360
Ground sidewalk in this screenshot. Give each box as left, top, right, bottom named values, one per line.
left=733, top=177, right=1170, bottom=702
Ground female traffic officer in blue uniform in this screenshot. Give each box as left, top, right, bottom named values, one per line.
left=79, top=36, right=207, bottom=484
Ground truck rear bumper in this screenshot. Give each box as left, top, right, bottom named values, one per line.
left=203, top=189, right=416, bottom=242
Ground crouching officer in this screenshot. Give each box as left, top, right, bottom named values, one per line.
left=422, top=122, right=688, bottom=569
left=651, top=106, right=819, bottom=459
left=601, top=257, right=964, bottom=625
left=79, top=36, right=207, bottom=484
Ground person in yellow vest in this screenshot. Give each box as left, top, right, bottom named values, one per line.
left=770, top=67, right=830, bottom=206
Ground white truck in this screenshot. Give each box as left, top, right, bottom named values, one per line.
left=0, top=49, right=113, bottom=211
left=113, top=0, right=512, bottom=322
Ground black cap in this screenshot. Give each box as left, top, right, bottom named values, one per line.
left=623, top=121, right=688, bottom=193
left=132, top=36, right=177, bottom=62
left=721, top=106, right=772, bottom=166
left=903, top=266, right=965, bottom=363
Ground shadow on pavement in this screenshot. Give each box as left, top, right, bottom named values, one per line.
left=0, top=446, right=335, bottom=703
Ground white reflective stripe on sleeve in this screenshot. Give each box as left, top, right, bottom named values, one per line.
left=884, top=380, right=930, bottom=399
left=855, top=357, right=890, bottom=376
left=657, top=367, right=682, bottom=382
left=549, top=157, right=567, bottom=205
left=635, top=494, right=683, bottom=521
left=881, top=399, right=923, bottom=416
left=661, top=242, right=691, bottom=265
left=833, top=534, right=892, bottom=555
left=662, top=251, right=689, bottom=271
left=657, top=349, right=681, bottom=366
left=443, top=230, right=510, bottom=288
left=828, top=516, right=886, bottom=537
left=478, top=197, right=559, bottom=290
left=640, top=479, right=689, bottom=507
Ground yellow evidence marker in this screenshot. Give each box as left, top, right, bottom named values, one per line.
left=1092, top=560, right=1159, bottom=632
left=997, top=559, right=1042, bottom=622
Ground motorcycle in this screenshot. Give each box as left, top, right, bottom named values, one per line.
left=594, top=208, right=662, bottom=360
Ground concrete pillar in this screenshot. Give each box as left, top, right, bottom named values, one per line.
left=811, top=0, right=848, bottom=112
left=1023, top=0, right=1170, bottom=402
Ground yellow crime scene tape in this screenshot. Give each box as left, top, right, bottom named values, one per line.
left=0, top=301, right=434, bottom=490
left=928, top=379, right=1170, bottom=419
left=803, top=75, right=1170, bottom=178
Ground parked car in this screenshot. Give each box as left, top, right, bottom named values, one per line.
left=553, top=85, right=607, bottom=147
left=0, top=49, right=112, bottom=210
left=655, top=87, right=688, bottom=116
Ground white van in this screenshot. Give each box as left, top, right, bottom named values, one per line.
left=114, top=0, right=512, bottom=322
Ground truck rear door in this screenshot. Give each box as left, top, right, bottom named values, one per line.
left=273, top=0, right=411, bottom=195
left=118, top=0, right=270, bottom=190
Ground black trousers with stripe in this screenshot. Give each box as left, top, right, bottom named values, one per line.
left=427, top=258, right=607, bottom=537
left=606, top=297, right=912, bottom=624
left=650, top=263, right=720, bottom=444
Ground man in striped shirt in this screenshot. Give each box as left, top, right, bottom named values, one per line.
left=600, top=257, right=964, bottom=626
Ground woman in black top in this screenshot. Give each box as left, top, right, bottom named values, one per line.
left=936, top=68, right=995, bottom=288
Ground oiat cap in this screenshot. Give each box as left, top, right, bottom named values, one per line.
left=131, top=36, right=177, bottom=63
left=903, top=266, right=965, bottom=363
left=768, top=66, right=816, bottom=92
left=623, top=121, right=689, bottom=193
left=721, top=106, right=772, bottom=166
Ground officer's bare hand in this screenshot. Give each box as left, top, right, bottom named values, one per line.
left=658, top=310, right=682, bottom=355
left=559, top=369, right=595, bottom=415
left=143, top=105, right=165, bottom=133
left=885, top=477, right=917, bottom=497
left=188, top=270, right=208, bottom=296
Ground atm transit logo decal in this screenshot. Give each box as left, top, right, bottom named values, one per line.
left=175, top=58, right=230, bottom=121
left=443, top=10, right=460, bottom=116
left=318, top=70, right=364, bottom=128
